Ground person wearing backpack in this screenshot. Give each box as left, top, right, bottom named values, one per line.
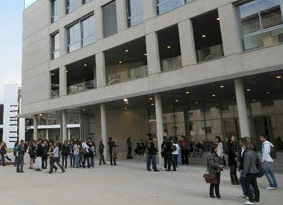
left=260, top=135, right=277, bottom=190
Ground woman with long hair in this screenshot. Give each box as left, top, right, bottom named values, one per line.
left=207, top=144, right=225, bottom=199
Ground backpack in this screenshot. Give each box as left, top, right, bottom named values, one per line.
left=269, top=145, right=277, bottom=159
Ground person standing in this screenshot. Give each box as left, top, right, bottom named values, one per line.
left=73, top=141, right=80, bottom=168
left=48, top=141, right=58, bottom=173
left=17, top=140, right=26, bottom=173
left=180, top=136, right=189, bottom=165
left=69, top=140, right=74, bottom=168
left=242, top=139, right=260, bottom=205
left=108, top=137, right=115, bottom=165
left=260, top=135, right=278, bottom=190
left=82, top=140, right=90, bottom=168
left=227, top=135, right=239, bottom=185
left=126, top=138, right=132, bottom=159
left=161, top=136, right=168, bottom=170
left=215, top=136, right=225, bottom=166
left=146, top=138, right=159, bottom=172
left=172, top=137, right=180, bottom=171
left=113, top=141, right=118, bottom=166
left=28, top=141, right=36, bottom=169
left=98, top=140, right=106, bottom=165
left=207, top=144, right=224, bottom=199
left=61, top=140, right=70, bottom=169
left=35, top=140, right=44, bottom=171
left=13, top=142, right=19, bottom=167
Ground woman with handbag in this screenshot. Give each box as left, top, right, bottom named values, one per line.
left=207, top=144, right=225, bottom=199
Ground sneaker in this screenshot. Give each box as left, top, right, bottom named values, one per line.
left=266, top=187, right=276, bottom=190
left=243, top=201, right=255, bottom=205
left=254, top=201, right=260, bottom=204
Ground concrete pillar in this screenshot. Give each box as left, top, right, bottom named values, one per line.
left=75, top=0, right=83, bottom=9
left=61, top=110, right=68, bottom=142
left=46, top=129, right=49, bottom=140
left=60, top=66, right=67, bottom=96
left=100, top=103, right=108, bottom=159
left=142, top=0, right=156, bottom=20
left=59, top=0, right=65, bottom=18
left=178, top=19, right=197, bottom=66
left=218, top=3, right=242, bottom=55
left=68, top=128, right=71, bottom=140
left=33, top=115, right=38, bottom=140
left=155, top=94, right=164, bottom=164
left=234, top=79, right=250, bottom=138
left=59, top=27, right=66, bottom=56
left=94, top=7, right=103, bottom=41
left=96, top=52, right=106, bottom=87
left=146, top=33, right=161, bottom=75
left=116, top=0, right=128, bottom=31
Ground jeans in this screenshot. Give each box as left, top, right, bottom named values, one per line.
left=74, top=154, right=80, bottom=168
left=69, top=153, right=74, bottom=167
left=147, top=155, right=157, bottom=171
left=263, top=161, right=277, bottom=188
left=62, top=155, right=68, bottom=168
left=0, top=155, right=5, bottom=165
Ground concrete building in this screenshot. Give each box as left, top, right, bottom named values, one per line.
left=22, top=0, right=283, bottom=155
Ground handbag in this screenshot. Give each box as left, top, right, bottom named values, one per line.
left=203, top=172, right=218, bottom=184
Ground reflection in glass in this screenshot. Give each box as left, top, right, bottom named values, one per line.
left=127, top=0, right=144, bottom=27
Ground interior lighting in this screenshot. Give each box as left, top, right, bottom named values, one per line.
left=195, top=101, right=198, bottom=104
left=124, top=107, right=127, bottom=110
left=253, top=99, right=256, bottom=102
left=119, top=61, right=123, bottom=64
left=123, top=98, right=128, bottom=102
left=185, top=91, right=190, bottom=94
left=246, top=88, right=251, bottom=92
left=212, top=94, right=216, bottom=97
left=167, top=45, right=171, bottom=49
left=144, top=53, right=147, bottom=56
left=149, top=97, right=153, bottom=101
left=151, top=103, right=154, bottom=106
left=220, top=85, right=225, bottom=88
left=266, top=91, right=271, bottom=95
left=216, top=17, right=220, bottom=21
left=125, top=49, right=129, bottom=53
left=125, top=101, right=129, bottom=104
left=202, top=34, right=206, bottom=38
left=276, top=75, right=282, bottom=79
left=84, top=63, right=87, bottom=67
left=175, top=99, right=179, bottom=103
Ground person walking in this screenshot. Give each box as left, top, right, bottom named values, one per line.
left=227, top=135, right=239, bottom=185
left=242, top=139, right=260, bottom=205
left=49, top=141, right=65, bottom=174
left=16, top=140, right=26, bottom=173
left=260, top=134, right=278, bottom=190
left=207, top=144, right=225, bottom=199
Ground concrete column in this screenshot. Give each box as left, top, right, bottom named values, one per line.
left=60, top=66, right=67, bottom=96
left=61, top=110, right=68, bottom=142
left=100, top=103, right=108, bottom=159
left=46, top=129, right=49, bottom=140
left=234, top=79, right=250, bottom=138
left=59, top=27, right=66, bottom=56
left=96, top=52, right=106, bottom=87
left=75, top=0, right=83, bottom=8
left=178, top=19, right=197, bottom=66
left=218, top=3, right=242, bottom=55
left=146, top=33, right=161, bottom=75
left=59, top=0, right=65, bottom=18
left=94, top=7, right=104, bottom=41
left=33, top=115, right=38, bottom=140
left=68, top=128, right=71, bottom=140
left=116, top=0, right=128, bottom=32
left=142, top=0, right=156, bottom=20
left=155, top=94, right=164, bottom=164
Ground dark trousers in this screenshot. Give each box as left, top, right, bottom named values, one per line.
left=147, top=155, right=157, bottom=171
left=99, top=153, right=106, bottom=165
left=83, top=154, right=90, bottom=168
left=17, top=154, right=24, bottom=172
left=181, top=149, right=188, bottom=164
left=163, top=153, right=168, bottom=169
left=62, top=155, right=68, bottom=168
left=42, top=156, right=47, bottom=169
left=109, top=152, right=113, bottom=165
left=230, top=164, right=239, bottom=184
left=244, top=173, right=260, bottom=202
left=166, top=153, right=175, bottom=171
left=49, top=157, right=58, bottom=173
left=210, top=172, right=221, bottom=197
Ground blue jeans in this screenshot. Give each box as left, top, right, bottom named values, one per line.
left=74, top=154, right=80, bottom=168
left=69, top=153, right=75, bottom=167
left=147, top=155, right=157, bottom=171
left=263, top=161, right=277, bottom=188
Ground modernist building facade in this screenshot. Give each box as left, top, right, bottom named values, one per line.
left=22, top=0, right=283, bottom=154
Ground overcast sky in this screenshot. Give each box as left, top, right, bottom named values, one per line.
left=0, top=1, right=23, bottom=103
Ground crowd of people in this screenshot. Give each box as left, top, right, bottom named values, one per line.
left=1, top=133, right=279, bottom=204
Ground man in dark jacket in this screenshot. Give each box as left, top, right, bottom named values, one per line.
left=146, top=138, right=158, bottom=172
left=35, top=140, right=44, bottom=171
left=227, top=135, right=239, bottom=185
left=17, top=140, right=26, bottom=173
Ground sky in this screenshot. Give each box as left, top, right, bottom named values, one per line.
left=0, top=0, right=24, bottom=103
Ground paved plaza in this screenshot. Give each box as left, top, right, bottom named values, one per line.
left=0, top=158, right=282, bottom=205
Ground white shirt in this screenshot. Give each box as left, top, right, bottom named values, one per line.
left=262, top=140, right=274, bottom=162
left=217, top=142, right=224, bottom=157
left=172, top=143, right=180, bottom=155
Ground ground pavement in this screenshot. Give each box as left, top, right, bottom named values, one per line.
left=0, top=158, right=282, bottom=205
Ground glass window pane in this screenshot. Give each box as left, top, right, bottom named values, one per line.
left=239, top=0, right=260, bottom=35
left=157, top=0, right=184, bottom=15
left=103, top=1, right=118, bottom=38
left=68, top=23, right=81, bottom=52
left=82, top=16, right=95, bottom=47
left=258, top=0, right=283, bottom=29
left=51, top=0, right=59, bottom=22
left=66, top=0, right=75, bottom=14
left=127, top=0, right=144, bottom=27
